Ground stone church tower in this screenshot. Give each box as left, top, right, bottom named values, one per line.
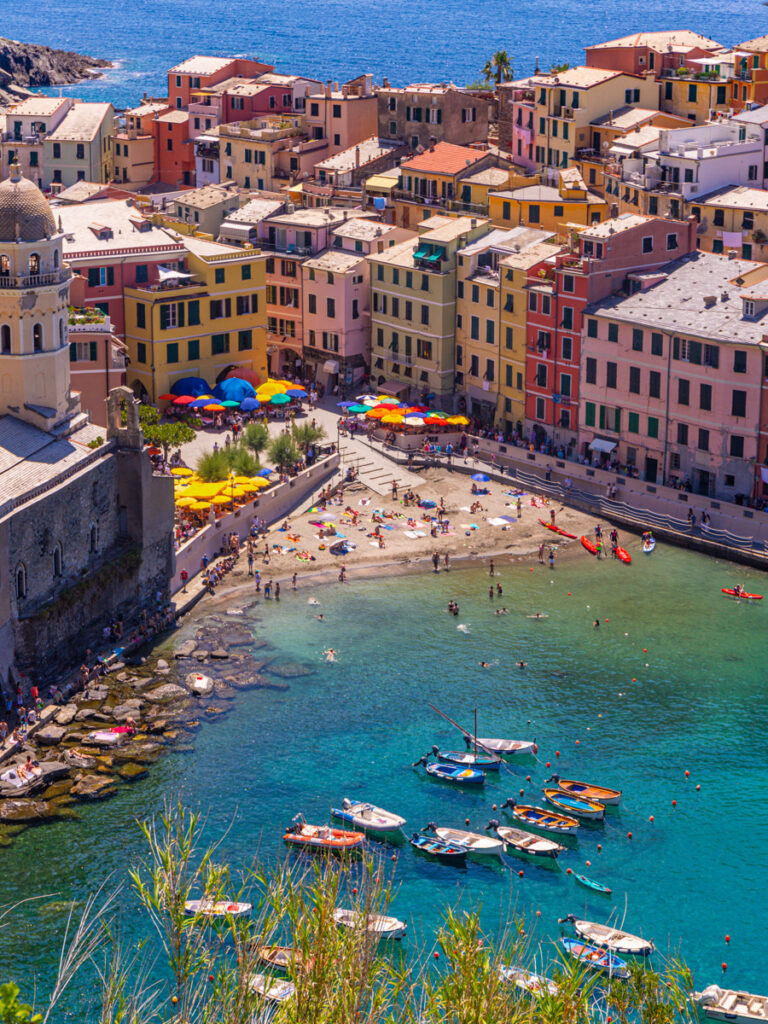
left=0, top=162, right=81, bottom=434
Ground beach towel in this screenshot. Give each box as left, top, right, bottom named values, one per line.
left=460, top=523, right=479, bottom=530
left=488, top=517, right=514, bottom=526
left=404, top=530, right=426, bottom=539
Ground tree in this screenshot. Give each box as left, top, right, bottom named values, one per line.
left=196, top=450, right=230, bottom=482
left=268, top=433, right=299, bottom=473
left=291, top=422, right=326, bottom=453
left=242, top=422, right=269, bottom=458
left=228, top=446, right=259, bottom=478
left=550, top=61, right=570, bottom=73
left=482, top=50, right=513, bottom=86
left=142, top=420, right=195, bottom=459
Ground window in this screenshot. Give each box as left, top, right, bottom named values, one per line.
left=327, top=297, right=335, bottom=318
left=135, top=302, right=146, bottom=330
left=642, top=236, right=653, bottom=253
left=137, top=341, right=146, bottom=364
left=528, top=204, right=540, bottom=223
left=541, top=295, right=551, bottom=315
left=485, top=359, right=495, bottom=382
left=418, top=339, right=433, bottom=360
left=0, top=325, right=9, bottom=353
left=587, top=318, right=598, bottom=338
left=713, top=209, right=724, bottom=227
left=749, top=165, right=758, bottom=181
left=560, top=373, right=571, bottom=396
left=87, top=266, right=114, bottom=287
left=352, top=299, right=359, bottom=320
left=188, top=339, right=199, bottom=360
left=700, top=383, right=712, bottom=411
left=585, top=402, right=595, bottom=427
left=332, top=104, right=342, bottom=118
left=53, top=142, right=61, bottom=159
left=698, top=428, right=709, bottom=451
left=470, top=316, right=479, bottom=340
left=486, top=289, right=494, bottom=308
left=536, top=397, right=546, bottom=420
left=666, top=233, right=678, bottom=251
left=562, top=336, right=572, bottom=360
left=651, top=332, right=663, bottom=356
left=648, top=416, right=659, bottom=439
left=734, top=349, right=747, bottom=373
left=213, top=268, right=225, bottom=285
left=562, top=274, right=574, bottom=293
left=732, top=389, right=747, bottom=417
left=606, top=361, right=617, bottom=389
left=310, top=102, right=319, bottom=117
left=529, top=293, right=537, bottom=312
left=31, top=322, right=41, bottom=353
left=648, top=195, right=658, bottom=215
left=554, top=205, right=564, bottom=217
left=629, top=366, right=641, bottom=394
left=678, top=378, right=690, bottom=405
left=135, top=264, right=148, bottom=284
left=485, top=320, right=495, bottom=344
left=166, top=341, right=179, bottom=363
left=687, top=83, right=697, bottom=103
left=585, top=357, right=597, bottom=384
left=15, top=564, right=26, bottom=600
left=628, top=412, right=639, bottom=434
left=648, top=370, right=660, bottom=399
left=238, top=330, right=252, bottom=351
left=308, top=294, right=317, bottom=314
left=730, top=434, right=745, bottom=457
left=421, top=305, right=429, bottom=326
left=629, top=328, right=643, bottom=352
left=188, top=300, right=200, bottom=326
left=607, top=323, right=618, bottom=343
left=470, top=354, right=479, bottom=376
left=536, top=364, right=547, bottom=387
left=675, top=422, right=689, bottom=445
left=212, top=333, right=230, bottom=355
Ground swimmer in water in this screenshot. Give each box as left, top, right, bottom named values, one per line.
left=322, top=648, right=336, bottom=662
left=316, top=614, right=324, bottom=620
left=594, top=619, right=600, bottom=629
left=517, top=660, right=527, bottom=669
left=308, top=598, right=319, bottom=606
left=479, top=660, right=491, bottom=668
left=457, top=624, right=470, bottom=633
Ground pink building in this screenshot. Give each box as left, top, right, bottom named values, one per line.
left=497, top=81, right=537, bottom=169
left=584, top=30, right=723, bottom=78
left=579, top=250, right=768, bottom=500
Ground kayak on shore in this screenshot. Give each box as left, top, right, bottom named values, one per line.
left=538, top=519, right=577, bottom=540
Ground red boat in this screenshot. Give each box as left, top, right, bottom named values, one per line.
left=580, top=536, right=597, bottom=555
left=283, top=815, right=364, bottom=853
left=721, top=588, right=763, bottom=601
left=538, top=519, right=577, bottom=540
left=616, top=547, right=631, bottom=564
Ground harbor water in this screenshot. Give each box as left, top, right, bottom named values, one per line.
left=0, top=536, right=765, bottom=1008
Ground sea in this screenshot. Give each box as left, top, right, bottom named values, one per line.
left=0, top=537, right=766, bottom=1012
left=2, top=0, right=767, bottom=109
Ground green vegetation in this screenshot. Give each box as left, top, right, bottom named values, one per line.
left=268, top=433, right=300, bottom=472
left=242, top=422, right=270, bottom=458
left=195, top=444, right=260, bottom=482
left=481, top=50, right=513, bottom=85
left=0, top=801, right=701, bottom=1023
left=549, top=61, right=570, bottom=73
left=86, top=436, right=104, bottom=449
left=291, top=421, right=326, bottom=453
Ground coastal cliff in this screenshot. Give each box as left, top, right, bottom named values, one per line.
left=0, top=37, right=110, bottom=103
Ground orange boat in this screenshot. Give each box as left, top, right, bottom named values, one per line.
left=283, top=814, right=364, bottom=853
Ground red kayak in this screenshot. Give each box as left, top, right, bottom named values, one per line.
left=539, top=519, right=577, bottom=540
left=616, top=547, right=631, bottom=564
left=722, top=588, right=763, bottom=600
left=581, top=536, right=598, bottom=555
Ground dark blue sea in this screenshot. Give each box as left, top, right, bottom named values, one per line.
left=4, top=0, right=768, bottom=109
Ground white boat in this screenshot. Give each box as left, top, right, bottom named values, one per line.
left=425, top=823, right=503, bottom=856
left=332, top=908, right=406, bottom=939
left=643, top=537, right=656, bottom=554
left=488, top=822, right=564, bottom=859
left=331, top=798, right=406, bottom=834
left=693, top=985, right=768, bottom=1023
left=185, top=672, right=214, bottom=697
left=560, top=915, right=654, bottom=956
left=248, top=972, right=295, bottom=1003
left=500, top=965, right=559, bottom=997
left=465, top=736, right=535, bottom=756
left=184, top=898, right=252, bottom=919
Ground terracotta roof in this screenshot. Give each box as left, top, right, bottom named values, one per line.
left=401, top=142, right=486, bottom=176
left=739, top=35, right=768, bottom=52
left=587, top=30, right=722, bottom=51
left=168, top=55, right=235, bottom=76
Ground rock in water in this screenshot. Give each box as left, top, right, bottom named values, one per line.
left=54, top=705, right=77, bottom=726
left=70, top=775, right=117, bottom=800
left=35, top=724, right=66, bottom=746
left=145, top=684, right=188, bottom=704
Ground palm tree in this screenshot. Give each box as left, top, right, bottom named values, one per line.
left=242, top=422, right=269, bottom=459
left=482, top=50, right=513, bottom=86
left=268, top=434, right=299, bottom=473
left=291, top=422, right=326, bottom=453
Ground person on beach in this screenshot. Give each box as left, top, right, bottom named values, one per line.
left=275, top=582, right=280, bottom=601
left=517, top=497, right=522, bottom=519
left=489, top=559, right=495, bottom=576
left=432, top=552, right=440, bottom=572
left=247, top=549, right=254, bottom=575
left=444, top=553, right=450, bottom=570
left=264, top=580, right=272, bottom=599
left=549, top=548, right=555, bottom=569
left=550, top=508, right=556, bottom=524
left=292, top=573, right=297, bottom=590
left=538, top=543, right=545, bottom=564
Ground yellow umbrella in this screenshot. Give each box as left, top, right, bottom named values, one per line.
left=171, top=467, right=195, bottom=476
left=381, top=413, right=404, bottom=424
left=233, top=475, right=255, bottom=484
left=190, top=500, right=211, bottom=511
left=175, top=496, right=197, bottom=507
left=447, top=415, right=470, bottom=425
left=246, top=477, right=269, bottom=488
left=211, top=495, right=231, bottom=505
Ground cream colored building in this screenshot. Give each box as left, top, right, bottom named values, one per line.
left=112, top=100, right=170, bottom=188
left=0, top=96, right=73, bottom=187
left=44, top=102, right=115, bottom=189
left=168, top=184, right=241, bottom=236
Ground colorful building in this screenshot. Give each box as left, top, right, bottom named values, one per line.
left=219, top=117, right=308, bottom=191
left=377, top=82, right=492, bottom=150
left=43, top=102, right=115, bottom=189
left=124, top=234, right=267, bottom=401
left=166, top=55, right=274, bottom=111
left=65, top=282, right=127, bottom=428
left=489, top=168, right=607, bottom=235
left=111, top=101, right=170, bottom=188
left=153, top=108, right=194, bottom=188
left=313, top=136, right=408, bottom=188
left=0, top=96, right=73, bottom=187
left=580, top=251, right=767, bottom=499
left=689, top=186, right=768, bottom=260
left=166, top=184, right=241, bottom=237
left=584, top=30, right=723, bottom=78
left=304, top=77, right=378, bottom=159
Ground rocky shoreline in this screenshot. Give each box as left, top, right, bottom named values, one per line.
left=0, top=36, right=111, bottom=104
left=0, top=607, right=314, bottom=844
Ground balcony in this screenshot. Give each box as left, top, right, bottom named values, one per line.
left=260, top=239, right=313, bottom=257
left=0, top=269, right=70, bottom=290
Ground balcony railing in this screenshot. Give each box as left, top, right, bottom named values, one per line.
left=260, top=239, right=313, bottom=257
left=0, top=270, right=70, bottom=289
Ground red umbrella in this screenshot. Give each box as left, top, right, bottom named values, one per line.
left=146, top=446, right=161, bottom=455
left=225, top=368, right=263, bottom=388
left=424, top=417, right=444, bottom=425
left=158, top=393, right=175, bottom=400
left=172, top=395, right=195, bottom=405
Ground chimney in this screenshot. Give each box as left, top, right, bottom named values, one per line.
left=325, top=81, right=332, bottom=98
left=470, top=218, right=477, bottom=228
left=727, top=249, right=738, bottom=259
left=342, top=84, right=349, bottom=98
left=334, top=81, right=339, bottom=93
left=355, top=145, right=360, bottom=167
left=429, top=136, right=436, bottom=151
left=383, top=77, right=390, bottom=89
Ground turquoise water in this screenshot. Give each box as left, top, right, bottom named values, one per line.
left=1, top=537, right=766, bottom=1012
left=3, top=0, right=767, bottom=108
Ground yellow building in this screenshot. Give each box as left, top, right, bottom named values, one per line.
left=219, top=117, right=306, bottom=192
left=367, top=214, right=491, bottom=403
left=124, top=235, right=267, bottom=401
left=112, top=101, right=170, bottom=188
left=489, top=168, right=607, bottom=236
left=395, top=142, right=497, bottom=229
left=660, top=72, right=734, bottom=122
left=689, top=186, right=768, bottom=260
left=497, top=240, right=562, bottom=433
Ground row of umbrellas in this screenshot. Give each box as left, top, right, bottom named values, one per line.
left=337, top=394, right=470, bottom=429
left=160, top=377, right=307, bottom=412
left=172, top=466, right=274, bottom=512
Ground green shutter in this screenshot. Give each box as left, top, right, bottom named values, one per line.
left=188, top=300, right=200, bottom=325
left=160, top=305, right=168, bottom=330
left=178, top=302, right=185, bottom=328
left=106, top=266, right=114, bottom=286
left=89, top=341, right=98, bottom=361
left=585, top=402, right=595, bottom=427
left=599, top=405, right=606, bottom=429
left=69, top=343, right=76, bottom=362
left=88, top=268, right=99, bottom=287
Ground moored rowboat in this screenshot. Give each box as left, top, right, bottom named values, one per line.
left=433, top=746, right=500, bottom=770
left=500, top=965, right=559, bottom=996
left=560, top=937, right=629, bottom=978
left=333, top=908, right=407, bottom=939
left=574, top=873, right=611, bottom=896
left=410, top=831, right=467, bottom=864
left=248, top=972, right=295, bottom=1003
left=693, top=985, right=768, bottom=1023
left=256, top=945, right=305, bottom=971
left=546, top=774, right=622, bottom=806
left=424, top=823, right=503, bottom=856
left=501, top=798, right=579, bottom=835
left=421, top=760, right=485, bottom=786
left=184, top=898, right=252, bottom=918
left=486, top=820, right=564, bottom=858
left=331, top=798, right=406, bottom=834
left=464, top=736, right=535, bottom=756
left=283, top=814, right=364, bottom=853
left=560, top=915, right=654, bottom=955
left=543, top=788, right=605, bottom=820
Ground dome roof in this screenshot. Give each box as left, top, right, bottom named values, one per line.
left=0, top=163, right=57, bottom=243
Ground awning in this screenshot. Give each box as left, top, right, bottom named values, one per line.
left=367, top=174, right=398, bottom=190
left=158, top=266, right=192, bottom=282
left=378, top=379, right=410, bottom=396
left=323, top=359, right=340, bottom=373
left=589, top=438, right=617, bottom=453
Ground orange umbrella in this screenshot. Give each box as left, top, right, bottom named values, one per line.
left=204, top=404, right=226, bottom=412
left=366, top=407, right=389, bottom=419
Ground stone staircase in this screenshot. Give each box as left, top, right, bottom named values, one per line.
left=338, top=441, right=422, bottom=496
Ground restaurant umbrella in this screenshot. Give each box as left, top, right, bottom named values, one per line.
left=220, top=400, right=241, bottom=408
left=365, top=407, right=388, bottom=418
left=190, top=500, right=212, bottom=511
left=270, top=393, right=291, bottom=404
left=337, top=400, right=356, bottom=408
left=381, top=413, right=404, bottom=424
left=213, top=377, right=257, bottom=402
left=175, top=497, right=197, bottom=507
left=171, top=467, right=195, bottom=476
left=257, top=468, right=273, bottom=477
left=240, top=397, right=261, bottom=411
left=286, top=389, right=307, bottom=398
left=203, top=404, right=226, bottom=412
left=347, top=404, right=369, bottom=414
left=188, top=396, right=215, bottom=409
left=472, top=473, right=490, bottom=482
left=211, top=495, right=230, bottom=505
left=171, top=377, right=210, bottom=397
left=158, top=393, right=176, bottom=401
left=172, top=395, right=196, bottom=406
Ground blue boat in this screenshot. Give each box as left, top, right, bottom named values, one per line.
left=424, top=761, right=485, bottom=786
left=543, top=788, right=605, bottom=821
left=560, top=937, right=629, bottom=979
left=410, top=831, right=467, bottom=864
left=574, top=873, right=612, bottom=896
left=432, top=745, right=500, bottom=771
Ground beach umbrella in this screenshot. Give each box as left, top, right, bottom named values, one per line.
left=211, top=495, right=230, bottom=505
left=175, top=496, right=197, bottom=507
left=337, top=400, right=356, bottom=408
left=276, top=379, right=296, bottom=387
left=257, top=468, right=273, bottom=477
left=356, top=394, right=378, bottom=402
left=376, top=398, right=400, bottom=406
left=381, top=413, right=404, bottom=424
left=172, top=395, right=195, bottom=406
left=204, top=403, right=226, bottom=412
left=347, top=404, right=369, bottom=414
left=424, top=417, right=444, bottom=425
left=190, top=500, right=211, bottom=511
left=286, top=389, right=307, bottom=398
left=365, top=407, right=388, bottom=419
left=170, top=467, right=195, bottom=476
left=472, top=473, right=490, bottom=482
left=158, top=393, right=176, bottom=401
left=240, top=397, right=260, bottom=412
left=171, top=377, right=210, bottom=397
left=246, top=477, right=269, bottom=488
left=213, top=377, right=257, bottom=402
left=405, top=417, right=425, bottom=426
left=270, top=393, right=291, bottom=405
left=448, top=415, right=470, bottom=426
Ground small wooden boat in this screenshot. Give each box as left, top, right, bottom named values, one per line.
left=722, top=588, right=763, bottom=600
left=283, top=814, right=364, bottom=853
left=560, top=915, right=654, bottom=956
left=616, top=547, right=631, bottom=564
left=546, top=774, right=622, bottom=806
left=331, top=798, right=405, bottom=835
left=424, top=823, right=503, bottom=856
left=643, top=537, right=656, bottom=554
left=333, top=908, right=407, bottom=939
left=423, top=761, right=485, bottom=786
left=464, top=736, right=535, bottom=756
left=500, top=965, right=559, bottom=996
left=581, top=535, right=598, bottom=555
left=501, top=798, right=579, bottom=835
left=693, top=985, right=768, bottom=1023
left=433, top=745, right=500, bottom=771
left=248, top=972, right=295, bottom=1003
left=539, top=519, right=577, bottom=540
left=560, top=937, right=629, bottom=979
left=185, top=671, right=214, bottom=696
left=256, top=945, right=305, bottom=971
left=574, top=873, right=611, bottom=896
left=486, top=820, right=564, bottom=858
left=184, top=898, right=252, bottom=918
left=410, top=831, right=467, bottom=864
left=544, top=788, right=605, bottom=820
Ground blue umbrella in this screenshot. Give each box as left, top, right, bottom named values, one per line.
left=258, top=468, right=273, bottom=477
left=189, top=396, right=215, bottom=409
left=286, top=389, right=307, bottom=398
left=240, top=397, right=261, bottom=412
left=472, top=473, right=490, bottom=482
left=213, top=377, right=257, bottom=402
left=171, top=376, right=210, bottom=397
left=337, top=400, right=356, bottom=408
